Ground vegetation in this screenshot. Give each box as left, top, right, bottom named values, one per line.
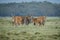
left=0, top=17, right=60, bottom=40
left=0, top=1, right=60, bottom=16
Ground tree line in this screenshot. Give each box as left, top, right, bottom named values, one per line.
left=0, top=1, right=60, bottom=17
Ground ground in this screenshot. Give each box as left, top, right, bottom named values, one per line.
left=0, top=17, right=60, bottom=40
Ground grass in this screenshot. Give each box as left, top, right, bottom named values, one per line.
left=0, top=17, right=60, bottom=40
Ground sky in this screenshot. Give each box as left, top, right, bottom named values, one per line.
left=0, top=0, right=60, bottom=3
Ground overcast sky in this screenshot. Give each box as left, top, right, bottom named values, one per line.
left=0, top=0, right=60, bottom=3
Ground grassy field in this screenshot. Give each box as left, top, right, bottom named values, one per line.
left=0, top=17, right=60, bottom=40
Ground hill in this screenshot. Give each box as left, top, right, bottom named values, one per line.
left=0, top=1, right=60, bottom=17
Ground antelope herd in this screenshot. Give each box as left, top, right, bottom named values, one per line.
left=12, top=16, right=46, bottom=26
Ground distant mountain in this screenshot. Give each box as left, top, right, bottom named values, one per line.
left=0, top=1, right=60, bottom=17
